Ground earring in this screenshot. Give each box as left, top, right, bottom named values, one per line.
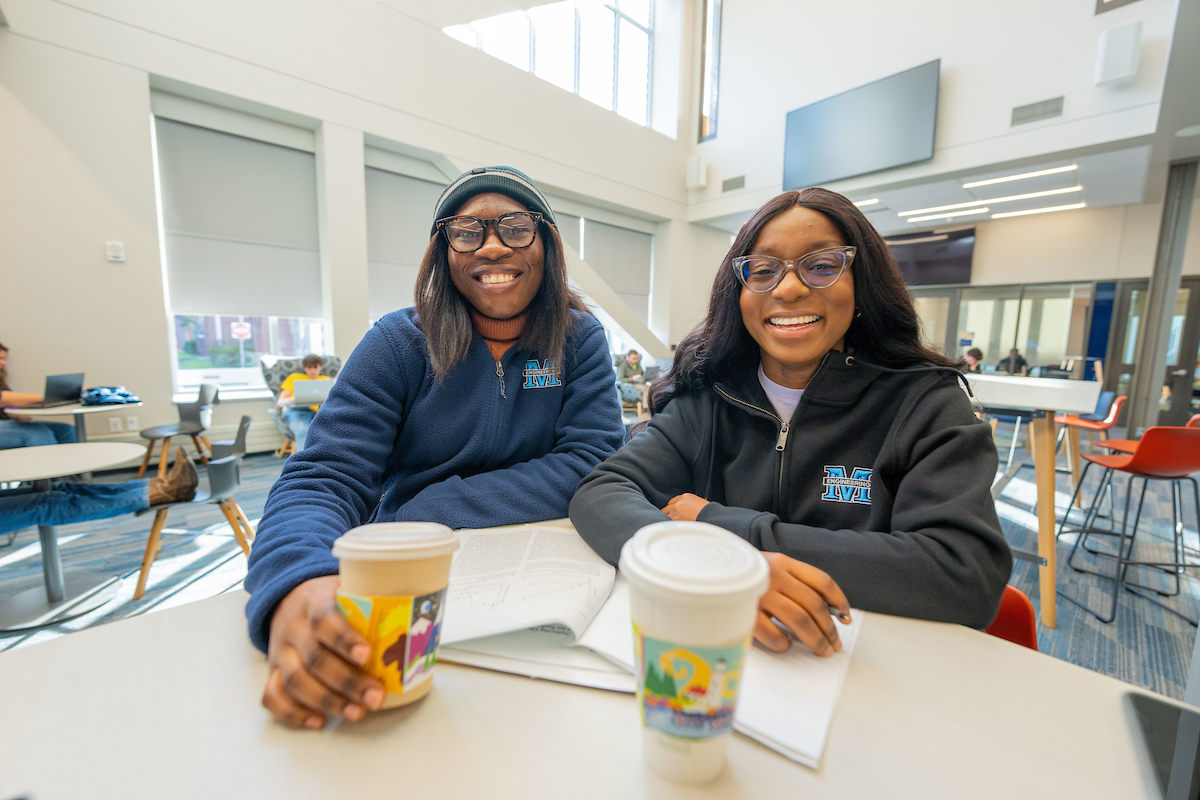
left=854, top=308, right=862, bottom=319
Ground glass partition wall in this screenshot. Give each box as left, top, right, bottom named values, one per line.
left=911, top=282, right=1095, bottom=377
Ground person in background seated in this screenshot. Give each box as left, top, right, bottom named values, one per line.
left=276, top=354, right=330, bottom=451
left=0, top=342, right=77, bottom=450
left=616, top=348, right=645, bottom=404
left=963, top=347, right=984, bottom=374
left=997, top=348, right=1029, bottom=376
left=570, top=187, right=1011, bottom=659
left=246, top=166, right=624, bottom=731
left=0, top=448, right=197, bottom=537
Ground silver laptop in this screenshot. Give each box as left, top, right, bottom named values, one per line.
left=291, top=380, right=333, bottom=405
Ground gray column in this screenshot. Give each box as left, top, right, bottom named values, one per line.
left=1125, top=159, right=1198, bottom=435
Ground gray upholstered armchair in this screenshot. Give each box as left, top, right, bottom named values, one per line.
left=260, top=355, right=342, bottom=457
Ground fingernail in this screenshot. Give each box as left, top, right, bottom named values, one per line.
left=351, top=644, right=370, bottom=665
left=364, top=688, right=385, bottom=709
left=344, top=704, right=365, bottom=721
left=305, top=715, right=323, bottom=729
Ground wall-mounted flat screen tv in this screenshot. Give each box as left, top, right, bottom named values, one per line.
left=783, top=60, right=940, bottom=189
left=886, top=227, right=973, bottom=286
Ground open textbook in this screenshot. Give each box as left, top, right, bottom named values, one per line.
left=439, top=524, right=616, bottom=646
left=437, top=524, right=862, bottom=769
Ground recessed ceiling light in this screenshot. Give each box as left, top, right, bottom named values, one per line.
left=907, top=208, right=990, bottom=223
left=898, top=186, right=1083, bottom=217
left=991, top=202, right=1087, bottom=219
left=853, top=198, right=880, bottom=207
left=1176, top=124, right=1200, bottom=138
left=962, top=165, right=1077, bottom=189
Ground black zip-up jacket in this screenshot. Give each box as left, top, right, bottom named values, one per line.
left=569, top=351, right=1012, bottom=629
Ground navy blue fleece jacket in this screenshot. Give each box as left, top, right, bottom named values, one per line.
left=244, top=308, right=624, bottom=652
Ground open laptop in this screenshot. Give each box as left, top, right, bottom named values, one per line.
left=22, top=373, right=85, bottom=409
left=291, top=379, right=333, bottom=406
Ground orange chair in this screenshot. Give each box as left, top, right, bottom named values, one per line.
left=1057, top=426, right=1200, bottom=623
left=1096, top=411, right=1200, bottom=455
left=985, top=585, right=1038, bottom=650
left=1056, top=395, right=1125, bottom=506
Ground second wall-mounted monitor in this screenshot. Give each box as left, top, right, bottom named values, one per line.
left=783, top=60, right=940, bottom=190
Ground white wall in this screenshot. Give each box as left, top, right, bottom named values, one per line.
left=689, top=0, right=1176, bottom=224
left=971, top=200, right=1200, bottom=286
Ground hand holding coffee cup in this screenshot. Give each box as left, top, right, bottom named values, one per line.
left=262, top=575, right=386, bottom=730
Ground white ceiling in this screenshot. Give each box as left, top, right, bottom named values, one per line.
left=377, top=0, right=546, bottom=29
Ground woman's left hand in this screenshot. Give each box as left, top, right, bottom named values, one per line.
left=662, top=493, right=709, bottom=521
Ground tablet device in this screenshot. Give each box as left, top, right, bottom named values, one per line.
left=1128, top=691, right=1200, bottom=799
left=291, top=379, right=332, bottom=405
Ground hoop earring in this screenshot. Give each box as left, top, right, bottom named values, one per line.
left=854, top=309, right=862, bottom=319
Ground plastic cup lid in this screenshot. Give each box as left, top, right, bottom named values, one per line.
left=331, top=522, right=460, bottom=561
left=618, top=521, right=769, bottom=604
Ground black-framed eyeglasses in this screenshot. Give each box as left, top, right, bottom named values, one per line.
left=434, top=212, right=544, bottom=253
left=732, top=246, right=856, bottom=292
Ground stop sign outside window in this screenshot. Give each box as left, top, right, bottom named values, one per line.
left=230, top=322, right=252, bottom=340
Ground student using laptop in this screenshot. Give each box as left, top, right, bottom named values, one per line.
left=0, top=342, right=77, bottom=450
left=276, top=354, right=331, bottom=452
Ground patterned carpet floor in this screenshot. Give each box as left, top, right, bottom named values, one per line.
left=2, top=429, right=1199, bottom=701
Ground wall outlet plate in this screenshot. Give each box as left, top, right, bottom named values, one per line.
left=126, top=416, right=139, bottom=431
left=108, top=417, right=123, bottom=433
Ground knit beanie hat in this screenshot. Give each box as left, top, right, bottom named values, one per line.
left=430, top=166, right=557, bottom=235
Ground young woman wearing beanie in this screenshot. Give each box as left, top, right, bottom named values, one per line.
left=247, top=166, right=625, bottom=729
left=570, top=188, right=1012, bottom=659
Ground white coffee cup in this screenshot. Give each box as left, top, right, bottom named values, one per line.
left=618, top=521, right=770, bottom=784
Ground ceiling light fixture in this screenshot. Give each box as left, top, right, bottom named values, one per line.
left=853, top=198, right=880, bottom=207
left=962, top=164, right=1078, bottom=189
left=898, top=186, right=1083, bottom=217
left=1176, top=124, right=1200, bottom=138
left=991, top=202, right=1087, bottom=219
left=906, top=208, right=991, bottom=224
left=884, top=235, right=949, bottom=245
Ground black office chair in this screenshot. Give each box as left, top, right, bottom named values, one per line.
left=209, top=415, right=252, bottom=460
left=138, top=383, right=219, bottom=478
left=132, top=453, right=253, bottom=600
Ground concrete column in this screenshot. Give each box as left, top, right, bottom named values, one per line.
left=1126, top=159, right=1198, bottom=434
left=315, top=122, right=370, bottom=363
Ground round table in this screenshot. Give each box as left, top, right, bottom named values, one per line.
left=7, top=401, right=144, bottom=443
left=0, top=442, right=147, bottom=631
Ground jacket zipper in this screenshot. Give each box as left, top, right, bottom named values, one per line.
left=496, top=360, right=506, bottom=399
left=712, top=351, right=834, bottom=510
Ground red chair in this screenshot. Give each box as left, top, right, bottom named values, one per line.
left=985, top=585, right=1038, bottom=650
left=1057, top=426, right=1200, bottom=623
left=1055, top=393, right=1125, bottom=452
left=1096, top=411, right=1200, bottom=455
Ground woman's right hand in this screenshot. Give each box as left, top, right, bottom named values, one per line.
left=754, top=553, right=850, bottom=657
left=262, top=575, right=386, bottom=729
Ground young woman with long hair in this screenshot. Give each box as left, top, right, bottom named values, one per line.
left=247, top=166, right=624, bottom=730
left=571, top=188, right=1011, bottom=658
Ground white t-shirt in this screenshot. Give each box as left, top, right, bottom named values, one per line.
left=758, top=364, right=804, bottom=422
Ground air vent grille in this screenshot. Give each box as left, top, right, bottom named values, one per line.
left=1011, top=97, right=1064, bottom=126
left=722, top=175, right=746, bottom=192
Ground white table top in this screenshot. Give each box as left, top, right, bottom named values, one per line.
left=5, top=401, right=143, bottom=417
left=966, top=373, right=1102, bottom=415
left=0, top=442, right=147, bottom=482
left=0, top=590, right=1160, bottom=799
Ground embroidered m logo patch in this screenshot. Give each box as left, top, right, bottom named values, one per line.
left=821, top=466, right=872, bottom=505
left=522, top=359, right=562, bottom=389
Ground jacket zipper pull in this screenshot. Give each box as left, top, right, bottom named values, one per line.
left=496, top=360, right=506, bottom=399
left=775, top=422, right=789, bottom=452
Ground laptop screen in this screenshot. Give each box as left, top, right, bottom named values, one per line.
left=44, top=373, right=84, bottom=403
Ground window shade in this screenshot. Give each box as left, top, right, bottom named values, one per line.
left=364, top=167, right=447, bottom=319
left=154, top=117, right=321, bottom=317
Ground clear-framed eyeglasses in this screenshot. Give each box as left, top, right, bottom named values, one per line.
left=435, top=211, right=544, bottom=253
left=732, top=245, right=856, bottom=292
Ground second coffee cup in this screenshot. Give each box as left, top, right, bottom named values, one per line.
left=619, top=520, right=770, bottom=784
left=332, top=522, right=460, bottom=709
